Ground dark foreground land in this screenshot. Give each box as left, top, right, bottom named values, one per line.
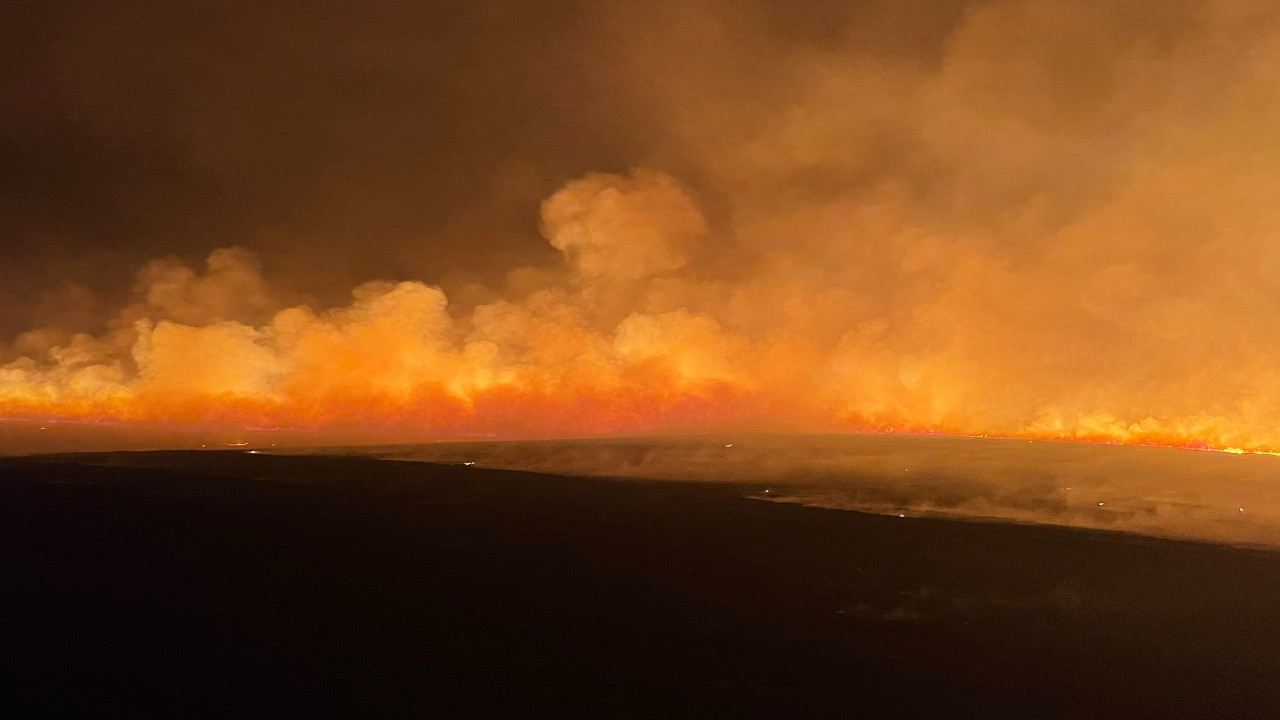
left=2, top=452, right=1278, bottom=718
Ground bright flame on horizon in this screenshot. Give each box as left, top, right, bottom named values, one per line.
left=9, top=1, right=1280, bottom=454
left=4, top=167, right=1280, bottom=453
left=3, top=166, right=1280, bottom=455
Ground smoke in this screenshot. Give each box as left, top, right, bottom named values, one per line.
left=5, top=0, right=1280, bottom=451
left=351, top=434, right=1280, bottom=548
left=0, top=170, right=758, bottom=436
left=544, top=170, right=702, bottom=284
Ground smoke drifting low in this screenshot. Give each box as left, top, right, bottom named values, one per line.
left=356, top=435, right=1280, bottom=548
left=5, top=0, right=1280, bottom=451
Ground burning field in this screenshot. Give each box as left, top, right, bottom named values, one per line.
left=8, top=4, right=1280, bottom=715
left=6, top=1, right=1280, bottom=455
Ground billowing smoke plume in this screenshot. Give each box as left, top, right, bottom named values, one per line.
left=1, top=170, right=761, bottom=437
left=5, top=0, right=1280, bottom=451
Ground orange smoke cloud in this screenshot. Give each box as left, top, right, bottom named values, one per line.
left=0, top=162, right=1276, bottom=452
left=0, top=171, right=772, bottom=438
left=7, top=0, right=1280, bottom=453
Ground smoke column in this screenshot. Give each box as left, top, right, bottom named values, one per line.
left=5, top=0, right=1280, bottom=452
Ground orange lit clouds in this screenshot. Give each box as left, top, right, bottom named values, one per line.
left=9, top=2, right=1280, bottom=453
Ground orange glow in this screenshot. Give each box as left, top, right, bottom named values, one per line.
left=5, top=167, right=1280, bottom=456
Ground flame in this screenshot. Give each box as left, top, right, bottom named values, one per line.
left=9, top=0, right=1280, bottom=453
left=4, top=169, right=1280, bottom=454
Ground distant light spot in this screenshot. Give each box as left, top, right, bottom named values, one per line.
left=1098, top=502, right=1105, bottom=506
left=898, top=513, right=905, bottom=518
left=1240, top=507, right=1245, bottom=512
left=463, top=461, right=475, bottom=466
left=725, top=443, right=733, bottom=448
